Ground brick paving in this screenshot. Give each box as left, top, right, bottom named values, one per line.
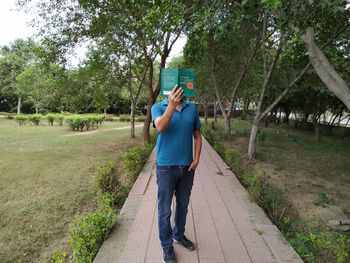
left=94, top=137, right=303, bottom=263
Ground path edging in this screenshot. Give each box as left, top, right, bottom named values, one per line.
left=93, top=148, right=155, bottom=263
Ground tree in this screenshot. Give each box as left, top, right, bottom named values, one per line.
left=18, top=0, right=194, bottom=142
left=0, top=38, right=38, bottom=113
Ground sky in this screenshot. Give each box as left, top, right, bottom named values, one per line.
left=0, top=0, right=186, bottom=66
left=0, top=1, right=36, bottom=47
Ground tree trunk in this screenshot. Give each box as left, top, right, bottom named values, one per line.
left=248, top=118, right=260, bottom=159
left=17, top=96, right=21, bottom=114
left=224, top=115, right=231, bottom=135
left=213, top=100, right=218, bottom=124
left=35, top=103, right=39, bottom=114
left=104, top=108, right=107, bottom=114
left=304, top=26, right=350, bottom=111
left=204, top=102, right=208, bottom=125
left=130, top=100, right=136, bottom=138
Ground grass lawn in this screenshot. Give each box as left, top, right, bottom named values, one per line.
left=0, top=118, right=144, bottom=263
left=209, top=118, right=350, bottom=224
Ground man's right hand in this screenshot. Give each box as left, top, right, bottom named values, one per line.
left=168, top=85, right=183, bottom=109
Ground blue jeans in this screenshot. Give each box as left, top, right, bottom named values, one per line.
left=156, top=165, right=195, bottom=248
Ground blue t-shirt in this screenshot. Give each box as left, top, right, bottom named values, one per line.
left=151, top=98, right=201, bottom=166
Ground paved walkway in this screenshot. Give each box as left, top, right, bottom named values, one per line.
left=94, top=137, right=303, bottom=263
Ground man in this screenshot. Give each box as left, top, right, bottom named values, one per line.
left=151, top=85, right=202, bottom=263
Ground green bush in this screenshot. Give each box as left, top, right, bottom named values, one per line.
left=135, top=115, right=146, bottom=122
left=95, top=162, right=129, bottom=207
left=46, top=113, right=56, bottom=126
left=291, top=230, right=331, bottom=263
left=213, top=141, right=225, bottom=156
left=334, top=234, right=350, bottom=263
left=224, top=148, right=238, bottom=168
left=104, top=114, right=117, bottom=121
left=96, top=162, right=119, bottom=193
left=64, top=114, right=104, bottom=131
left=54, top=114, right=65, bottom=126
left=28, top=114, right=42, bottom=126
left=69, top=207, right=116, bottom=263
left=150, top=130, right=158, bottom=146
left=123, top=143, right=152, bottom=182
left=201, top=123, right=214, bottom=144
left=119, top=114, right=130, bottom=122
left=14, top=114, right=28, bottom=125
left=118, top=114, right=145, bottom=122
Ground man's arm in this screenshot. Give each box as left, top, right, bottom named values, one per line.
left=154, top=85, right=183, bottom=133
left=189, top=130, right=202, bottom=171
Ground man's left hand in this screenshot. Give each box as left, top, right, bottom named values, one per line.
left=188, top=160, right=199, bottom=171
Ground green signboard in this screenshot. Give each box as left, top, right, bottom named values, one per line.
left=161, top=68, right=196, bottom=97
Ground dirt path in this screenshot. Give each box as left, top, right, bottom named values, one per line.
left=63, top=124, right=143, bottom=137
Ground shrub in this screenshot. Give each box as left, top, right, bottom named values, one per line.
left=54, top=114, right=65, bottom=126
left=15, top=114, right=28, bottom=125
left=95, top=162, right=129, bottom=207
left=224, top=148, right=238, bottom=168
left=334, top=234, right=350, bottom=263
left=290, top=230, right=332, bottom=263
left=96, top=162, right=119, bottom=193
left=28, top=114, right=42, bottom=126
left=201, top=123, right=214, bottom=144
left=65, top=116, right=80, bottom=131
left=64, top=114, right=105, bottom=131
left=150, top=130, right=158, bottom=146
left=104, top=114, right=117, bottom=122
left=46, top=113, right=56, bottom=126
left=123, top=143, right=152, bottom=182
left=213, top=141, right=225, bottom=156
left=69, top=207, right=116, bottom=263
left=135, top=115, right=146, bottom=122
left=119, top=114, right=130, bottom=122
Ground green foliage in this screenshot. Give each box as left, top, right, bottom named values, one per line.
left=213, top=141, right=225, bottom=156
left=95, top=162, right=129, bottom=207
left=224, top=148, right=238, bottom=168
left=69, top=207, right=116, bottom=263
left=135, top=115, right=145, bottom=122
left=98, top=192, right=117, bottom=210
left=123, top=143, right=153, bottom=182
left=334, top=234, right=350, bottom=263
left=201, top=123, right=214, bottom=144
left=149, top=130, right=158, bottom=146
left=28, top=114, right=42, bottom=126
left=258, top=129, right=266, bottom=142
left=118, top=115, right=145, bottom=122
left=55, top=114, right=65, bottom=126
left=65, top=114, right=105, bottom=131
left=210, top=120, right=216, bottom=131
left=95, top=162, right=119, bottom=193
left=118, top=114, right=130, bottom=122
left=14, top=114, right=28, bottom=125
left=46, top=113, right=56, bottom=125
left=290, top=230, right=331, bottom=263
left=242, top=171, right=286, bottom=225
left=49, top=250, right=67, bottom=263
